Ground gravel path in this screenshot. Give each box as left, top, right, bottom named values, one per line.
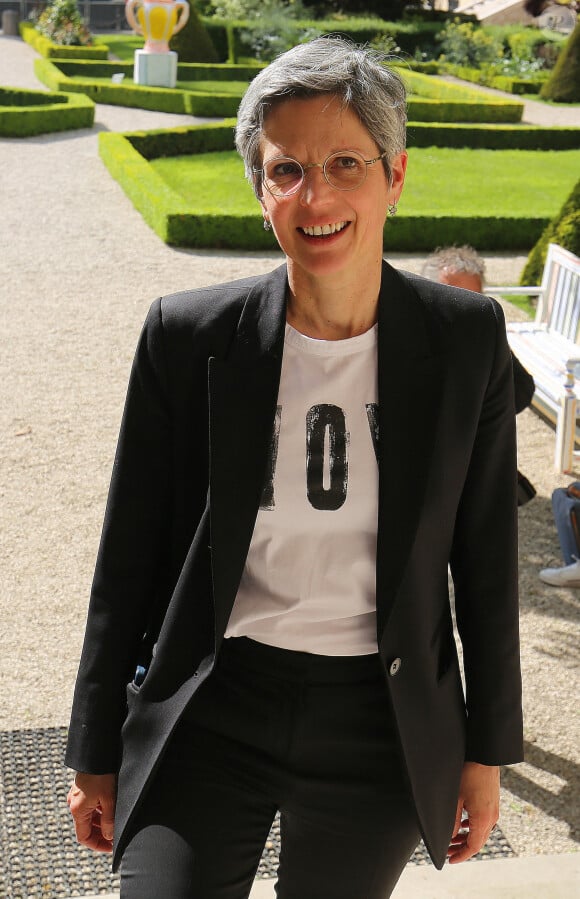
left=0, top=33, right=578, bottom=861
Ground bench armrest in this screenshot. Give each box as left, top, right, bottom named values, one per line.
left=483, top=286, right=543, bottom=296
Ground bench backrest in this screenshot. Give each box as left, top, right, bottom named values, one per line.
left=536, top=243, right=580, bottom=343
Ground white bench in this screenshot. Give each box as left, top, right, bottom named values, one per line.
left=484, top=243, right=580, bottom=473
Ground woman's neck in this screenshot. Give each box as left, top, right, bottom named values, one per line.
left=286, top=265, right=381, bottom=340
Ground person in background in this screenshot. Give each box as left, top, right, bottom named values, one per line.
left=423, top=246, right=536, bottom=506
left=539, top=482, right=580, bottom=586
left=65, top=41, right=523, bottom=899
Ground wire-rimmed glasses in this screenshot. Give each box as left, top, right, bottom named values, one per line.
left=255, top=149, right=389, bottom=197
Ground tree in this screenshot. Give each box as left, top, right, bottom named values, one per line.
left=521, top=178, right=580, bottom=284
left=170, top=1, right=219, bottom=63
left=540, top=20, right=580, bottom=102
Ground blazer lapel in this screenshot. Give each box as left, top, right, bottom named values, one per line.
left=376, top=262, right=447, bottom=639
left=208, top=264, right=288, bottom=645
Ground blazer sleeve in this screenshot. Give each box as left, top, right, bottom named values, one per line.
left=65, top=299, right=174, bottom=774
left=512, top=351, right=535, bottom=414
left=450, top=300, right=524, bottom=766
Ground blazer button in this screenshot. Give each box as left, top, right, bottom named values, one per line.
left=389, top=658, right=402, bottom=677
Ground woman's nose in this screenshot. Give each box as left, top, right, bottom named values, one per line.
left=298, top=164, right=331, bottom=203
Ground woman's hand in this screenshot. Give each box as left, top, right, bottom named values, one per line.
left=67, top=772, right=117, bottom=853
left=447, top=761, right=500, bottom=864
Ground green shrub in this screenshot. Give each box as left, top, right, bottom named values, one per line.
left=521, top=179, right=580, bottom=283
left=407, top=122, right=580, bottom=150
left=441, top=61, right=548, bottom=95
left=170, top=1, right=219, bottom=62
left=201, top=17, right=229, bottom=61
left=407, top=99, right=523, bottom=124
left=210, top=16, right=444, bottom=64
left=130, top=120, right=236, bottom=159
left=540, top=22, right=580, bottom=102
left=437, top=20, right=504, bottom=68
left=0, top=85, right=94, bottom=136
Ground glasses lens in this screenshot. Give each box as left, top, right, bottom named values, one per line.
left=324, top=151, right=367, bottom=191
left=263, top=157, right=303, bottom=196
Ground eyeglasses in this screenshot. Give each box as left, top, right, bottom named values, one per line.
left=255, top=149, right=389, bottom=197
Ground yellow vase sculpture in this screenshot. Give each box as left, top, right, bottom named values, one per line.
left=125, top=0, right=189, bottom=54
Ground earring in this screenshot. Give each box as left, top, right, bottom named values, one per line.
left=263, top=219, right=272, bottom=231
left=388, top=203, right=398, bottom=217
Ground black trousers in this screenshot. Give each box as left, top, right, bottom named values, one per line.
left=120, top=637, right=420, bottom=899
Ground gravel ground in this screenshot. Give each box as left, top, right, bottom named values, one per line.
left=1, top=33, right=578, bottom=862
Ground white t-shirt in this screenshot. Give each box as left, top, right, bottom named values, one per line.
left=225, top=322, right=379, bottom=655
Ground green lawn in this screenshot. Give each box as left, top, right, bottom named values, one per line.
left=95, top=34, right=143, bottom=60
left=150, top=147, right=580, bottom=217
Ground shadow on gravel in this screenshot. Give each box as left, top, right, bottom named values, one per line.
left=503, top=741, right=580, bottom=844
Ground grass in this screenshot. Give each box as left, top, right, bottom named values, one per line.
left=402, top=148, right=580, bottom=215
left=95, top=33, right=143, bottom=60
left=150, top=147, right=580, bottom=218
left=151, top=151, right=255, bottom=213
left=502, top=294, right=537, bottom=318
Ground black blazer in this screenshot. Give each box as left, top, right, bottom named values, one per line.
left=65, top=261, right=523, bottom=871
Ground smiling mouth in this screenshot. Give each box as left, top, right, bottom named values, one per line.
left=300, top=221, right=349, bottom=238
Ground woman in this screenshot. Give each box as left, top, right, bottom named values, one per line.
left=66, top=37, right=523, bottom=899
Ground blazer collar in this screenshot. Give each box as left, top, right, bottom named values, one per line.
left=375, top=262, right=447, bottom=639
left=208, top=264, right=288, bottom=644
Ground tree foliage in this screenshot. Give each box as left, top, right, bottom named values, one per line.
left=521, top=178, right=580, bottom=284
left=540, top=21, right=580, bottom=102
left=170, top=0, right=219, bottom=62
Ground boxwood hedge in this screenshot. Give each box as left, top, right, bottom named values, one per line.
left=0, top=85, right=94, bottom=136
left=34, top=58, right=524, bottom=122
left=99, top=124, right=553, bottom=252
left=20, top=22, right=109, bottom=60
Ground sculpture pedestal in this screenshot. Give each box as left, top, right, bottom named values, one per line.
left=134, top=50, right=177, bottom=88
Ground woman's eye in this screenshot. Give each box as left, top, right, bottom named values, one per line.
left=271, top=160, right=301, bottom=179
left=332, top=155, right=359, bottom=170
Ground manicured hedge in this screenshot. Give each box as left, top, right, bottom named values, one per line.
left=441, top=62, right=548, bottom=96
left=383, top=216, right=550, bottom=252
left=129, top=120, right=236, bottom=160
left=33, top=58, right=245, bottom=116
left=20, top=22, right=109, bottom=60
left=407, top=122, right=580, bottom=150
left=37, top=58, right=263, bottom=82
left=407, top=99, right=523, bottom=124
left=99, top=125, right=552, bottom=252
left=34, top=57, right=523, bottom=122
left=0, top=85, right=94, bottom=136
left=399, top=68, right=523, bottom=121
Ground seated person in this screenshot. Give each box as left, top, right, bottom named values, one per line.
left=423, top=246, right=535, bottom=506
left=422, top=246, right=535, bottom=413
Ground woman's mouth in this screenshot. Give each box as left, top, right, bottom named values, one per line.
left=299, top=221, right=349, bottom=238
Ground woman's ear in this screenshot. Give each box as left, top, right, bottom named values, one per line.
left=388, top=151, right=408, bottom=206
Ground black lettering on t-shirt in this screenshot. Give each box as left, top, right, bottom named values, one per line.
left=260, top=405, right=282, bottom=510
left=306, top=404, right=349, bottom=511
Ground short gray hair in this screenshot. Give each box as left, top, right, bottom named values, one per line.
left=235, top=36, right=407, bottom=196
left=422, top=246, right=486, bottom=285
